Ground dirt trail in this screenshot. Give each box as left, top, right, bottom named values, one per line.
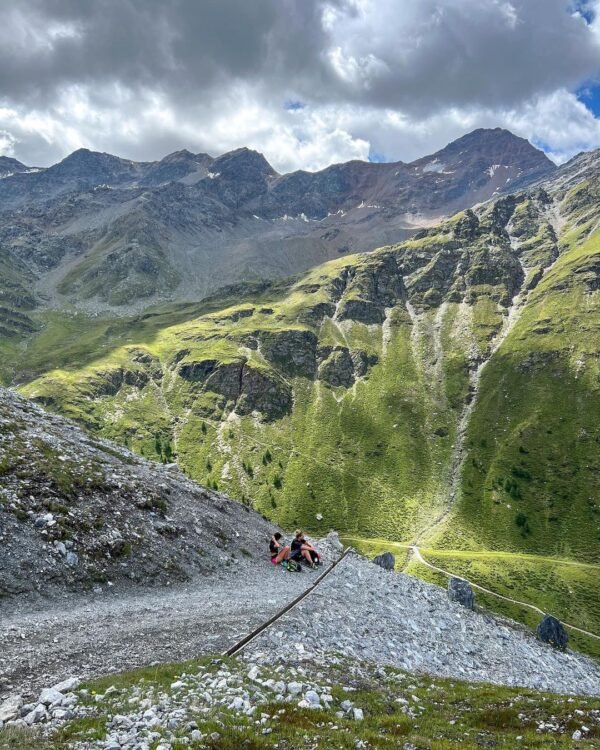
left=0, top=562, right=311, bottom=702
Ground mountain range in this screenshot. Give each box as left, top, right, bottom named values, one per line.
left=1, top=127, right=598, bottom=656
left=0, top=128, right=553, bottom=315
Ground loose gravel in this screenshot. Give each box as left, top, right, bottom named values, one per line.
left=247, top=552, right=600, bottom=697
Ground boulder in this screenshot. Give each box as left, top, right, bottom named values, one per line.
left=372, top=552, right=395, bottom=571
left=39, top=687, right=64, bottom=707
left=52, top=677, right=80, bottom=693
left=536, top=615, right=568, bottom=651
left=326, top=531, right=344, bottom=553
left=448, top=577, right=475, bottom=610
left=24, top=703, right=48, bottom=725
left=0, top=695, right=23, bottom=723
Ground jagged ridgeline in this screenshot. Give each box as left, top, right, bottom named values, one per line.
left=16, top=151, right=600, bottom=566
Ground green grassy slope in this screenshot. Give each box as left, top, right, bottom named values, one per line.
left=433, top=215, right=600, bottom=563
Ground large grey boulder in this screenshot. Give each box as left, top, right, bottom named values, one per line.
left=536, top=615, right=568, bottom=651
left=0, top=694, right=23, bottom=723
left=448, top=577, right=475, bottom=609
left=372, top=552, right=395, bottom=571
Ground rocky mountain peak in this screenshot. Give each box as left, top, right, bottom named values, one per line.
left=212, top=146, right=278, bottom=179
left=52, top=148, right=141, bottom=179
left=420, top=127, right=555, bottom=180
left=0, top=155, right=29, bottom=177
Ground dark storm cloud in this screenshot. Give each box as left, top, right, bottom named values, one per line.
left=0, top=0, right=338, bottom=105
left=0, top=0, right=598, bottom=113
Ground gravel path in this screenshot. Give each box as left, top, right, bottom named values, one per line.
left=0, top=560, right=311, bottom=702
left=3, top=547, right=599, bottom=709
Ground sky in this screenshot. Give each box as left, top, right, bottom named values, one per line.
left=0, top=0, right=599, bottom=172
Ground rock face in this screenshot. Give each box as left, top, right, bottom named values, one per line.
left=372, top=552, right=395, bottom=571
left=537, top=615, right=568, bottom=651
left=448, top=578, right=475, bottom=610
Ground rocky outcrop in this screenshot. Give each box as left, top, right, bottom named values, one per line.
left=178, top=358, right=218, bottom=381
left=318, top=349, right=355, bottom=388
left=259, top=329, right=318, bottom=378
left=337, top=298, right=386, bottom=324
left=89, top=367, right=150, bottom=397
left=179, top=358, right=291, bottom=421
left=298, top=302, right=336, bottom=325
left=316, top=346, right=378, bottom=388
left=238, top=365, right=292, bottom=420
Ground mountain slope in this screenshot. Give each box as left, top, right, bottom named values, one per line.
left=0, top=128, right=554, bottom=314
left=18, top=162, right=595, bottom=556
left=0, top=386, right=279, bottom=598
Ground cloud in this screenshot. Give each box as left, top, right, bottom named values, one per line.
left=0, top=0, right=599, bottom=169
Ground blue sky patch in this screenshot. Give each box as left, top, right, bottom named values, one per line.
left=571, top=1, right=595, bottom=24
left=285, top=100, right=305, bottom=111
left=368, top=149, right=386, bottom=163
left=577, top=82, right=600, bottom=117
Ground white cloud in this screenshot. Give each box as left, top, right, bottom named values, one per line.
left=0, top=0, right=599, bottom=169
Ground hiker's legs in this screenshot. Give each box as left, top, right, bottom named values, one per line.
left=302, top=548, right=313, bottom=564
left=276, top=545, right=291, bottom=563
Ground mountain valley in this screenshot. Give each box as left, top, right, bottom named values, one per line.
left=1, top=129, right=598, bottom=663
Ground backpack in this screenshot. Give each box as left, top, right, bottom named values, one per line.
left=286, top=559, right=302, bottom=572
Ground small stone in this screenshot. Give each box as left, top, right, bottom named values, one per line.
left=572, top=730, right=582, bottom=740
left=353, top=707, right=364, bottom=721
left=304, top=690, right=320, bottom=706
left=287, top=681, right=302, bottom=695
left=112, top=714, right=133, bottom=729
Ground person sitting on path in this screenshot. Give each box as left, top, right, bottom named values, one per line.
left=269, top=532, right=291, bottom=565
left=291, top=530, right=321, bottom=568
